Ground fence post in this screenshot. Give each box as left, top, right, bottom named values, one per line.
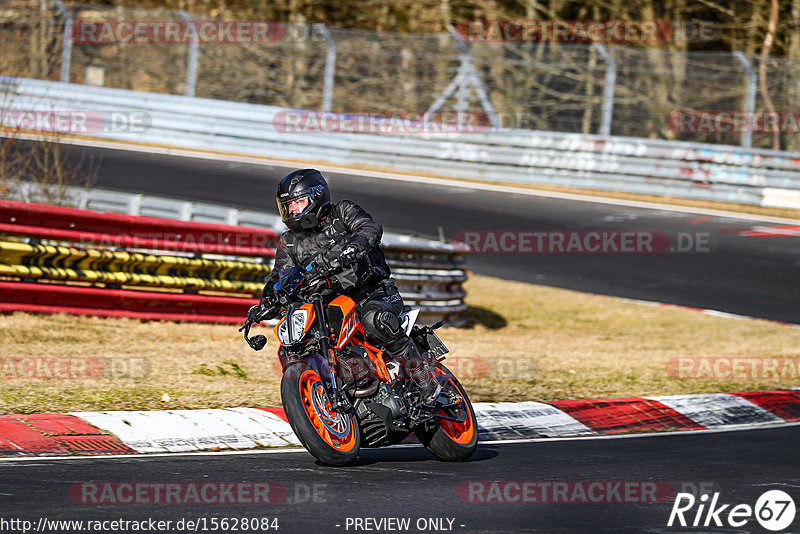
left=426, top=70, right=465, bottom=115
left=453, top=31, right=499, bottom=128
left=178, top=11, right=198, bottom=97
left=314, top=24, right=336, bottom=111
left=454, top=60, right=471, bottom=111
left=733, top=51, right=756, bottom=149
left=53, top=0, right=72, bottom=83
left=428, top=32, right=499, bottom=127
left=592, top=43, right=616, bottom=137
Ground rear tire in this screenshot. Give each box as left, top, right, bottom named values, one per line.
left=281, top=363, right=360, bottom=466
left=414, top=364, right=478, bottom=461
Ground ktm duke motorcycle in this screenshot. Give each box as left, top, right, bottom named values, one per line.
left=240, top=261, right=477, bottom=466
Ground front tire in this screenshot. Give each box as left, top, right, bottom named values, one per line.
left=281, top=363, right=360, bottom=466
left=415, top=364, right=478, bottom=461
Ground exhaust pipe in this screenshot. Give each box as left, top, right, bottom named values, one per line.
left=353, top=382, right=379, bottom=397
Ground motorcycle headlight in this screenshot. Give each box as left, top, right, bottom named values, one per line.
left=289, top=309, right=308, bottom=343
left=277, top=319, right=290, bottom=345
left=278, top=309, right=308, bottom=345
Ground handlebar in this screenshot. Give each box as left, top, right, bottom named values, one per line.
left=239, top=318, right=268, bottom=351
left=239, top=248, right=370, bottom=352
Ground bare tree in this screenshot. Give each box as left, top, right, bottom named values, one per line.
left=758, top=0, right=780, bottom=149
left=0, top=12, right=98, bottom=207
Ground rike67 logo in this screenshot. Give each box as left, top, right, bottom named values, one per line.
left=668, top=490, right=796, bottom=531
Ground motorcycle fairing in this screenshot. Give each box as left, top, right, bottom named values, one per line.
left=328, top=295, right=361, bottom=349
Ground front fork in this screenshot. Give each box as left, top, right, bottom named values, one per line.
left=309, top=294, right=352, bottom=413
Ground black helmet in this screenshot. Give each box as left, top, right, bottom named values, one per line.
left=276, top=168, right=331, bottom=232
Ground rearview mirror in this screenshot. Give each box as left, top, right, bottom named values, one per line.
left=249, top=334, right=267, bottom=351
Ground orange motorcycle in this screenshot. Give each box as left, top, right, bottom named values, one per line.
left=240, top=263, right=477, bottom=466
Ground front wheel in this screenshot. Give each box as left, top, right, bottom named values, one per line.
left=414, top=364, right=478, bottom=461
left=281, top=363, right=360, bottom=466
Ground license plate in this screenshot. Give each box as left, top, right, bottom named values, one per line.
left=426, top=331, right=449, bottom=359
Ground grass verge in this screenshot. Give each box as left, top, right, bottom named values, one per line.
left=1, top=274, right=798, bottom=413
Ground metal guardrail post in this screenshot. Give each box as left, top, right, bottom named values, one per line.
left=178, top=11, right=199, bottom=98
left=314, top=24, right=336, bottom=111
left=128, top=194, right=142, bottom=216
left=53, top=0, right=72, bottom=83
left=592, top=43, right=616, bottom=137
left=733, top=51, right=756, bottom=149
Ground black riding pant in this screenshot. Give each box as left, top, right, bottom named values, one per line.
left=354, top=279, right=426, bottom=380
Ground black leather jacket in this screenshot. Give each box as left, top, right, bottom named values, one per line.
left=272, top=200, right=391, bottom=294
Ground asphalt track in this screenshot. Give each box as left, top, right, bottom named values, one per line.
left=0, top=426, right=798, bottom=533
left=60, top=144, right=800, bottom=324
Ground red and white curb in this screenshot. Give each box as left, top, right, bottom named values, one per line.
left=71, top=408, right=298, bottom=454
left=727, top=224, right=800, bottom=238
left=1, top=390, right=799, bottom=457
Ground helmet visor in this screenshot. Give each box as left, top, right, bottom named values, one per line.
left=278, top=194, right=310, bottom=219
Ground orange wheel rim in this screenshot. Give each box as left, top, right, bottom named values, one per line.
left=435, top=367, right=475, bottom=445
left=298, top=369, right=358, bottom=452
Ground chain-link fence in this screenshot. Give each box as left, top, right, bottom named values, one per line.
left=3, top=1, right=800, bottom=151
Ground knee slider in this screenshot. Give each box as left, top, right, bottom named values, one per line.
left=374, top=310, right=402, bottom=339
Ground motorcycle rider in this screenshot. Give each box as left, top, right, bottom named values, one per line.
left=250, top=168, right=441, bottom=404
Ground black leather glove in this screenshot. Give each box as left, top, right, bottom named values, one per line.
left=247, top=301, right=279, bottom=324
left=247, top=304, right=263, bottom=324
left=303, top=259, right=329, bottom=281
left=261, top=303, right=280, bottom=320
left=338, top=244, right=361, bottom=267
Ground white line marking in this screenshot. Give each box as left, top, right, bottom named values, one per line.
left=14, top=133, right=800, bottom=226
left=611, top=296, right=800, bottom=328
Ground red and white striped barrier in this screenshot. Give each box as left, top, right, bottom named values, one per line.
left=0, top=200, right=277, bottom=323
left=0, top=199, right=279, bottom=256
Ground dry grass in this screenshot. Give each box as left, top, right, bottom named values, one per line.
left=1, top=274, right=799, bottom=413
left=453, top=276, right=800, bottom=401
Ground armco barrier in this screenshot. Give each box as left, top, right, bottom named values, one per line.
left=0, top=197, right=468, bottom=324
left=0, top=240, right=268, bottom=292
left=5, top=77, right=800, bottom=208
left=0, top=281, right=252, bottom=324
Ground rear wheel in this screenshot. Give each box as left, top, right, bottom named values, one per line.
left=414, top=364, right=478, bottom=461
left=281, top=363, right=360, bottom=466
